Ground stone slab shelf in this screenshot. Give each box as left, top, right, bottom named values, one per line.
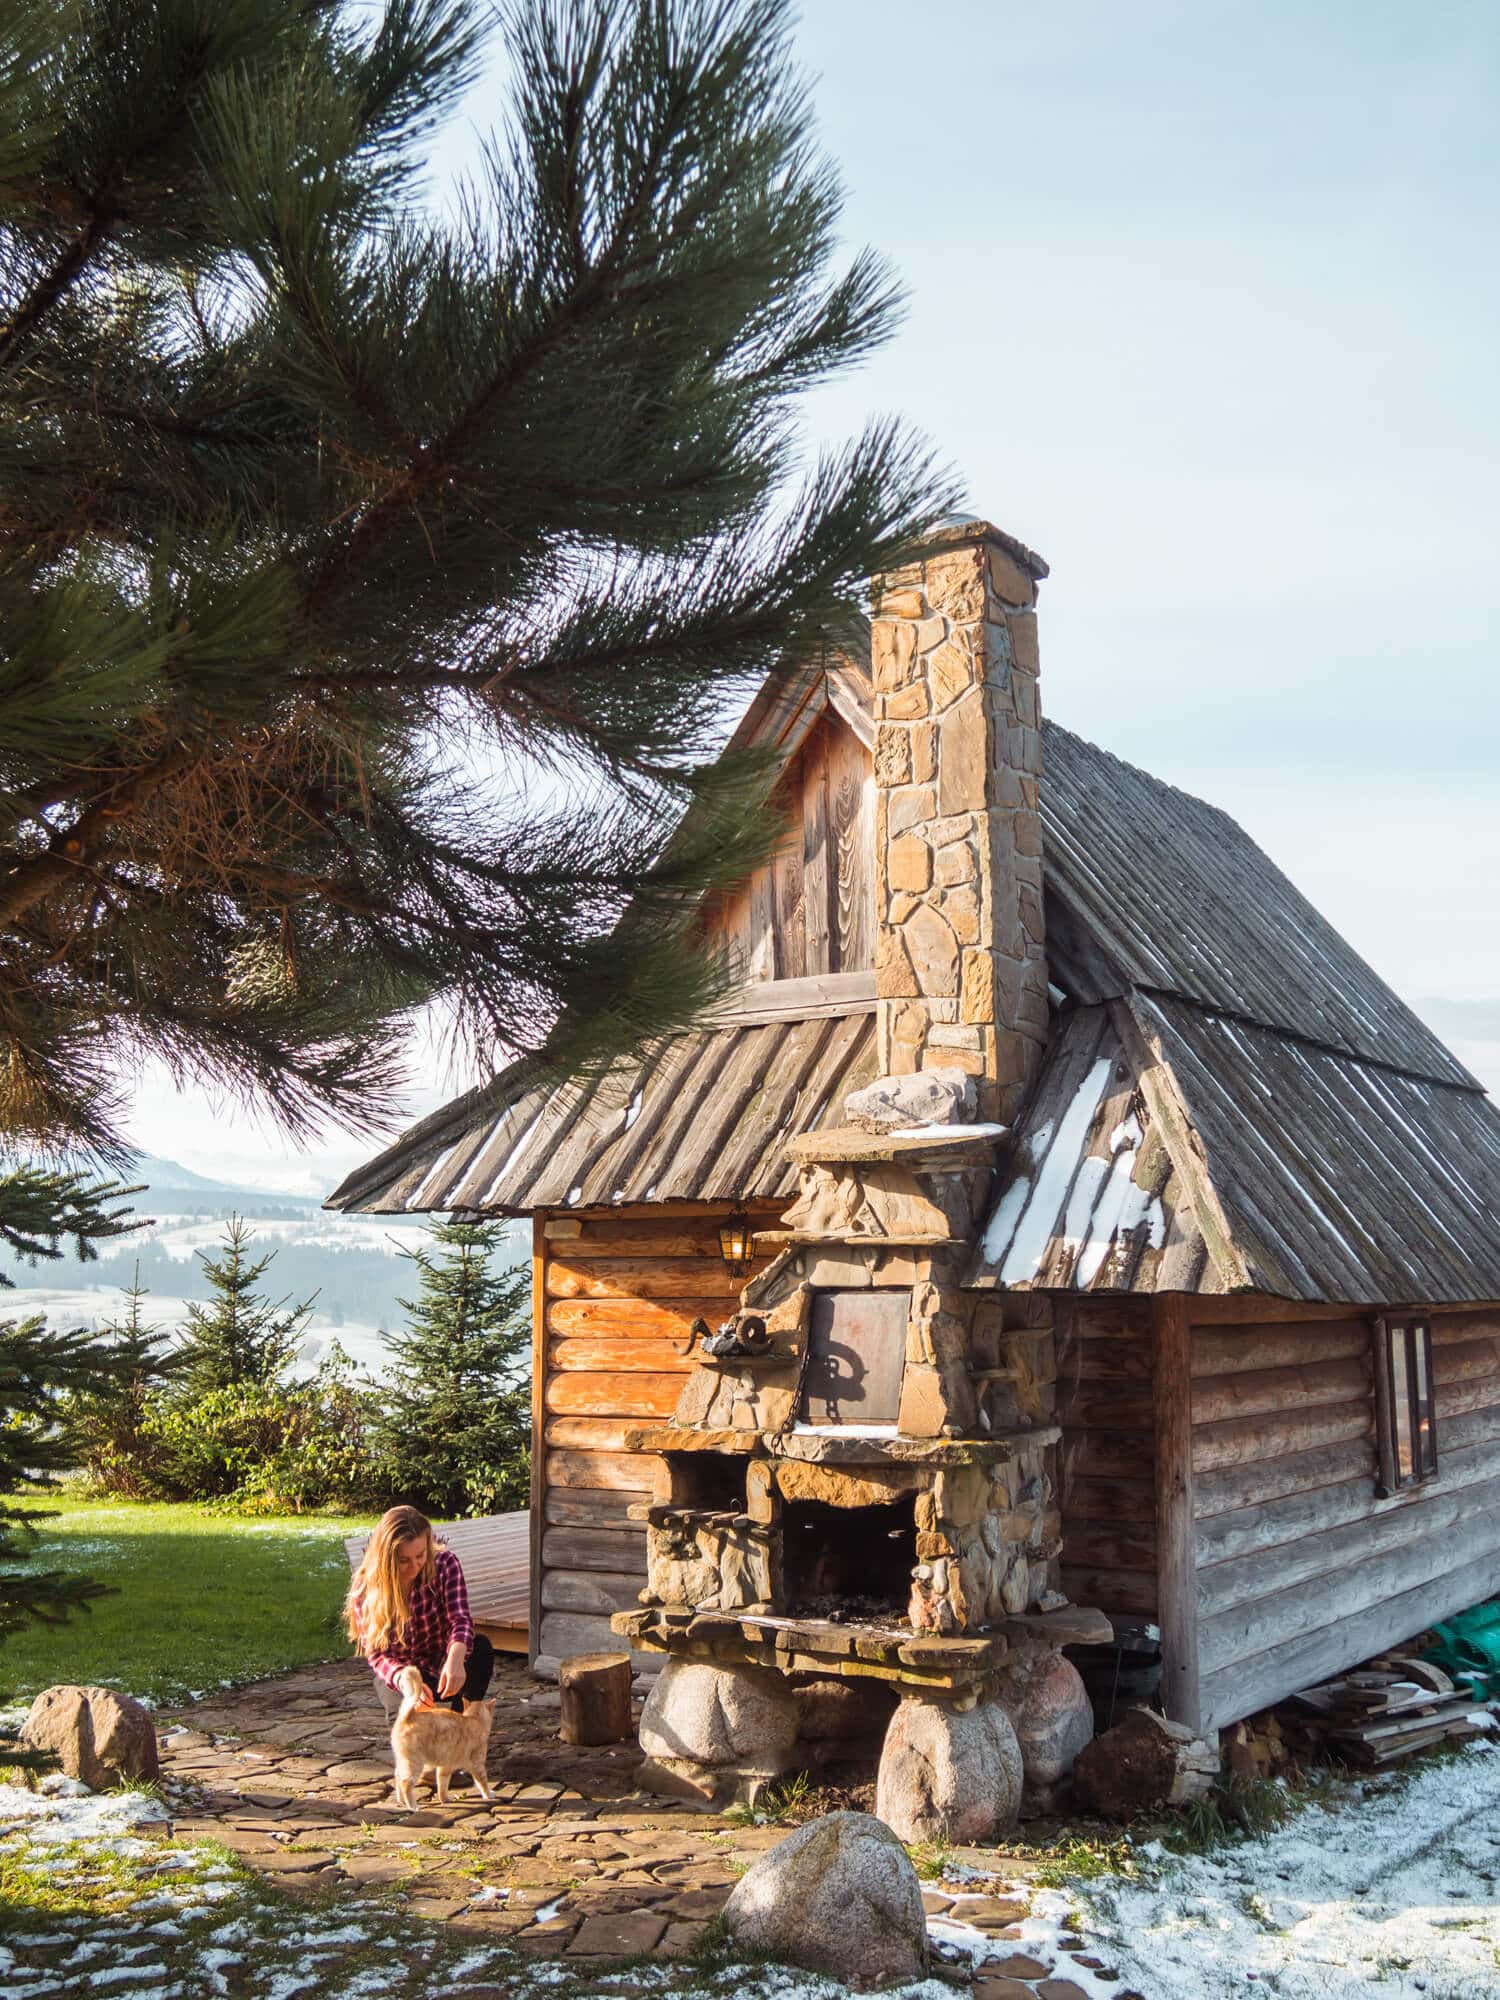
left=752, top=1230, right=968, bottom=1250
left=624, top=1423, right=1061, bottom=1465
left=785, top=1125, right=1004, bottom=1166
left=614, top=1605, right=1011, bottom=1694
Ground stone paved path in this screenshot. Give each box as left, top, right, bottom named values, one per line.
left=156, top=1656, right=1140, bottom=1999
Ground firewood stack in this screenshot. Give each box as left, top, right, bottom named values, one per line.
left=1278, top=1654, right=1496, bottom=1765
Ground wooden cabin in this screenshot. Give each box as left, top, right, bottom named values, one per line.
left=329, top=517, right=1500, bottom=1739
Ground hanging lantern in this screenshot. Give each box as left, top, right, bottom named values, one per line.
left=718, top=1208, right=753, bottom=1277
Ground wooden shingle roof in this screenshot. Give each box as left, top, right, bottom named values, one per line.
left=969, top=994, right=1500, bottom=1304
left=328, top=1010, right=877, bottom=1215
left=331, top=679, right=1500, bottom=1305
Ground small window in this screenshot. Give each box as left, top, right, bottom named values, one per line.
left=1373, top=1316, right=1438, bottom=1494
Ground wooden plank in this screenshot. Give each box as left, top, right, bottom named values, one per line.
left=529, top=1215, right=546, bottom=1672
left=1059, top=1335, right=1154, bottom=1382
left=1057, top=1433, right=1155, bottom=1480
left=556, top=1225, right=741, bottom=1259
left=1061, top=1476, right=1157, bottom=1523
left=544, top=1417, right=641, bottom=1450
left=1153, top=1294, right=1201, bottom=1732
left=545, top=1257, right=744, bottom=1302
left=1198, top=1541, right=1500, bottom=1733
left=1199, top=1507, right=1500, bottom=1677
left=712, top=969, right=876, bottom=1026
left=1193, top=1437, right=1375, bottom=1519
left=745, top=848, right=778, bottom=984
left=827, top=723, right=873, bottom=973
left=1060, top=1566, right=1157, bottom=1617
left=1062, top=1523, right=1157, bottom=1572
left=537, top=1610, right=629, bottom=1665
left=1197, top=1469, right=1500, bottom=1620
left=546, top=1448, right=658, bottom=1490
left=772, top=808, right=805, bottom=981
left=1192, top=1398, right=1373, bottom=1472
left=802, top=725, right=833, bottom=976
left=544, top=1373, right=685, bottom=1417
left=1188, top=1297, right=1361, bottom=1327
left=542, top=1571, right=646, bottom=1617
left=548, top=1338, right=694, bottom=1373
left=542, top=1527, right=651, bottom=1574
left=547, top=1300, right=703, bottom=1340
left=1056, top=1386, right=1155, bottom=1430
left=544, top=1488, right=648, bottom=1529
left=1190, top=1357, right=1370, bottom=1426
left=1190, top=1320, right=1371, bottom=1378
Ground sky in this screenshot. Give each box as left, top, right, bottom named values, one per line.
left=124, top=0, right=1500, bottom=1196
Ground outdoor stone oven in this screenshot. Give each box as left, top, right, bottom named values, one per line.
left=614, top=1097, right=1108, bottom=1826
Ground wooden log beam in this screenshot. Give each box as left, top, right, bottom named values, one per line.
left=1197, top=1540, right=1500, bottom=1732
left=1197, top=1468, right=1500, bottom=1621
left=1193, top=1436, right=1375, bottom=1518
left=1189, top=1320, right=1370, bottom=1378
left=1190, top=1357, right=1369, bottom=1426
left=1192, top=1397, right=1372, bottom=1472
left=1153, top=1294, right=1201, bottom=1733
left=1199, top=1508, right=1500, bottom=1677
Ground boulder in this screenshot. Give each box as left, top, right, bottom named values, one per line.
left=637, top=1658, right=798, bottom=1785
left=21, top=1684, right=159, bottom=1790
left=1008, top=1651, right=1094, bottom=1810
left=721, top=1809, right=927, bottom=1989
left=875, top=1696, right=1022, bottom=1845
left=844, top=1068, right=976, bottom=1134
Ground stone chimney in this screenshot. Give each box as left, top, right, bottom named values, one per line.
left=871, top=518, right=1049, bottom=1125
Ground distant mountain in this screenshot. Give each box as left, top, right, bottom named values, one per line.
left=4, top=1151, right=523, bottom=1362
left=125, top=1151, right=322, bottom=1217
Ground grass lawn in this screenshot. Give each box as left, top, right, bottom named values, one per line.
left=0, top=1494, right=377, bottom=1709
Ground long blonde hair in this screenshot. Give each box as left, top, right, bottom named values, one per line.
left=344, top=1505, right=437, bottom=1655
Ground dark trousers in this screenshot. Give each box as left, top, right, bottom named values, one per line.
left=374, top=1633, right=495, bottom=1718
left=430, top=1632, right=494, bottom=1710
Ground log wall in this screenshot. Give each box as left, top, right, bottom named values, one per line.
left=530, top=1204, right=778, bottom=1678
left=1055, top=1297, right=1158, bottom=1625
left=1190, top=1302, right=1500, bottom=1734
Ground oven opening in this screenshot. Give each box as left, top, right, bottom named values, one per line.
left=781, top=1494, right=916, bottom=1623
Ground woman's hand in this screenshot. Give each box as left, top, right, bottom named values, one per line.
left=436, top=1642, right=467, bottom=1699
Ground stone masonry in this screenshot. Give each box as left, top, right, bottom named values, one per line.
left=871, top=520, right=1050, bottom=1124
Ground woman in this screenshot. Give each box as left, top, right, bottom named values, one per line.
left=344, top=1505, right=494, bottom=1714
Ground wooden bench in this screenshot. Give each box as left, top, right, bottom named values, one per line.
left=344, top=1511, right=531, bottom=1655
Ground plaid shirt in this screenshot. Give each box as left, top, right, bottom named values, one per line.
left=366, top=1547, right=475, bottom=1690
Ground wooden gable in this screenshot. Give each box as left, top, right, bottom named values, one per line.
left=705, top=704, right=874, bottom=990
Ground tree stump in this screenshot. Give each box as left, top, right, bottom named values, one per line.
left=1072, top=1706, right=1220, bottom=1820
left=559, top=1651, right=633, bottom=1745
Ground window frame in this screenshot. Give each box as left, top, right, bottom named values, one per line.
left=1372, top=1314, right=1439, bottom=1496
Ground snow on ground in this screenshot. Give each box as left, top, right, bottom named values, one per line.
left=8, top=1747, right=1500, bottom=1997
left=1058, top=1743, right=1500, bottom=1999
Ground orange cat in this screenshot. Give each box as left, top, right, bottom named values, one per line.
left=391, top=1693, right=498, bottom=1808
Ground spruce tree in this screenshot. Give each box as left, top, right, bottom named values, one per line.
left=0, top=0, right=953, bottom=1164
left=175, top=1218, right=314, bottom=1396
left=66, top=1267, right=182, bottom=1490
left=380, top=1220, right=530, bottom=1517
left=0, top=1164, right=142, bottom=1738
